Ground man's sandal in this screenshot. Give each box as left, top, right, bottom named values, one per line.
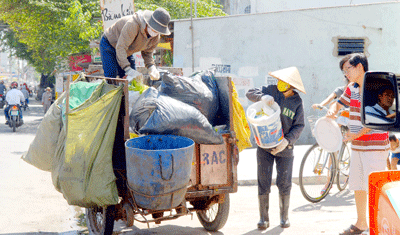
left=339, top=225, right=366, bottom=235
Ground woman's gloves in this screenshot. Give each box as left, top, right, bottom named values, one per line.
left=261, top=95, right=274, bottom=106
left=271, top=138, right=289, bottom=155
left=148, top=65, right=160, bottom=80
left=124, top=67, right=143, bottom=82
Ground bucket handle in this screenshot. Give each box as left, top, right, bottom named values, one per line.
left=159, top=154, right=174, bottom=181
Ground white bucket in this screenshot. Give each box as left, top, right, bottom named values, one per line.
left=246, top=101, right=284, bottom=149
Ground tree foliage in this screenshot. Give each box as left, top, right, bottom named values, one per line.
left=135, top=0, right=226, bottom=19
left=0, top=0, right=225, bottom=86
left=0, top=0, right=101, bottom=76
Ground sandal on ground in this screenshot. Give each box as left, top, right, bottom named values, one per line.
left=339, top=225, right=365, bottom=235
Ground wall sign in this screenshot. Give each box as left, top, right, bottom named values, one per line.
left=99, top=0, right=135, bottom=30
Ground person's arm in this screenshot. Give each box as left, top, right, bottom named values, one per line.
left=284, top=103, right=305, bottom=146
left=344, top=127, right=371, bottom=142
left=326, top=101, right=343, bottom=118
left=312, top=92, right=337, bottom=109
left=142, top=38, right=158, bottom=68
left=246, top=87, right=264, bottom=103
left=115, top=20, right=140, bottom=70
left=387, top=113, right=396, bottom=119
left=327, top=85, right=351, bottom=118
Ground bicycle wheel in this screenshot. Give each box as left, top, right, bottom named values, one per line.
left=337, top=142, right=351, bottom=191
left=299, top=143, right=336, bottom=203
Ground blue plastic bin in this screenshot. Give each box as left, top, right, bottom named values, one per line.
left=125, top=135, right=195, bottom=210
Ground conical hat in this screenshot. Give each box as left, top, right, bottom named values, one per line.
left=268, top=67, right=306, bottom=94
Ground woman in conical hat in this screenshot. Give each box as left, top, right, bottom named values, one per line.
left=246, top=66, right=305, bottom=231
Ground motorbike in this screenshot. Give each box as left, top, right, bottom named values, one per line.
left=0, top=94, right=4, bottom=109
left=7, top=104, right=23, bottom=132
left=22, top=99, right=29, bottom=111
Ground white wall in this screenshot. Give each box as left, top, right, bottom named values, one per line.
left=230, top=0, right=400, bottom=15
left=173, top=2, right=400, bottom=144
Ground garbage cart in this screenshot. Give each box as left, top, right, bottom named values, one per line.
left=83, top=75, right=239, bottom=234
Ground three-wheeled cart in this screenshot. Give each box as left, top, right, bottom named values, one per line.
left=83, top=75, right=239, bottom=234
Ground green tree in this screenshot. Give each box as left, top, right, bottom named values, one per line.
left=0, top=0, right=101, bottom=88
left=135, top=0, right=226, bottom=19
left=0, top=0, right=225, bottom=88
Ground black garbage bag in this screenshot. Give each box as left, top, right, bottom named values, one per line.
left=159, top=70, right=219, bottom=125
left=130, top=87, right=223, bottom=144
left=129, top=87, right=159, bottom=132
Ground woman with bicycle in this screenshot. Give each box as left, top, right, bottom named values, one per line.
left=311, top=78, right=351, bottom=195
left=246, top=67, right=306, bottom=231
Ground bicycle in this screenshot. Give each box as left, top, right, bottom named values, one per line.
left=299, top=106, right=351, bottom=203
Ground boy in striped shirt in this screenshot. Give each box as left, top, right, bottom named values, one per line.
left=327, top=53, right=389, bottom=235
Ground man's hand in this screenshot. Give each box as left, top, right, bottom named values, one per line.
left=148, top=65, right=160, bottom=80
left=271, top=138, right=289, bottom=155
left=261, top=95, right=274, bottom=106
left=124, top=67, right=143, bottom=82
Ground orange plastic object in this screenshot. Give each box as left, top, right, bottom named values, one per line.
left=339, top=110, right=350, bottom=118
left=369, top=171, right=400, bottom=235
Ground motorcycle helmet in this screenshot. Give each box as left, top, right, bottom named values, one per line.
left=11, top=82, right=18, bottom=89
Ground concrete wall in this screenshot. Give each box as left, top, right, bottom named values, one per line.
left=173, top=2, right=400, bottom=144
left=227, top=0, right=400, bottom=15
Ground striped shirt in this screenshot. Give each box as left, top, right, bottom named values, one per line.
left=338, top=83, right=389, bottom=152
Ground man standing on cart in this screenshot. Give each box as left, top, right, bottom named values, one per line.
left=246, top=67, right=306, bottom=230
left=100, top=8, right=171, bottom=81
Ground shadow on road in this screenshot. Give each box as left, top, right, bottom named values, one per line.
left=0, top=233, right=80, bottom=235
left=242, top=226, right=285, bottom=234
left=293, top=189, right=354, bottom=213
left=113, top=223, right=225, bottom=235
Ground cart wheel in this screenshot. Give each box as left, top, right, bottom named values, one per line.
left=85, top=205, right=115, bottom=235
left=196, top=194, right=230, bottom=231
left=123, top=203, right=134, bottom=227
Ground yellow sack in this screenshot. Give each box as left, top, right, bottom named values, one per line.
left=231, top=81, right=252, bottom=152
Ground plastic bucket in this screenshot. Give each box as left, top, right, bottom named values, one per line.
left=246, top=101, right=283, bottom=148
left=125, top=135, right=194, bottom=210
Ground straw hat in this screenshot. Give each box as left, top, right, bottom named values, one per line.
left=269, top=67, right=306, bottom=94
left=46, top=87, right=51, bottom=91
left=143, top=8, right=171, bottom=35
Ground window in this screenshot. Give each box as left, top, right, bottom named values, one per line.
left=337, top=38, right=365, bottom=56
left=244, top=5, right=251, bottom=14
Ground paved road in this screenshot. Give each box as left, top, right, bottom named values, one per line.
left=0, top=99, right=83, bottom=234
left=0, top=98, right=358, bottom=235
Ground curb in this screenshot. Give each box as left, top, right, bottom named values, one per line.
left=238, top=178, right=301, bottom=186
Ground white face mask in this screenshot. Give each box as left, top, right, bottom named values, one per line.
left=148, top=26, right=159, bottom=37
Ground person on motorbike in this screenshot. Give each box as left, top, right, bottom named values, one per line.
left=0, top=80, right=6, bottom=96
left=4, top=82, right=25, bottom=125
left=20, top=85, right=29, bottom=109
left=0, top=80, right=6, bottom=107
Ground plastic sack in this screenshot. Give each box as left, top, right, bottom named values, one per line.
left=129, top=87, right=159, bottom=132
left=22, top=92, right=66, bottom=171
left=128, top=80, right=149, bottom=115
left=231, top=82, right=252, bottom=152
left=130, top=88, right=223, bottom=144
left=52, top=81, right=122, bottom=207
left=159, top=70, right=219, bottom=125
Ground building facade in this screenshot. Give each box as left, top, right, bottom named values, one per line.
left=173, top=2, right=400, bottom=144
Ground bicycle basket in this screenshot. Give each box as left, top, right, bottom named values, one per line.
left=307, top=115, right=322, bottom=137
